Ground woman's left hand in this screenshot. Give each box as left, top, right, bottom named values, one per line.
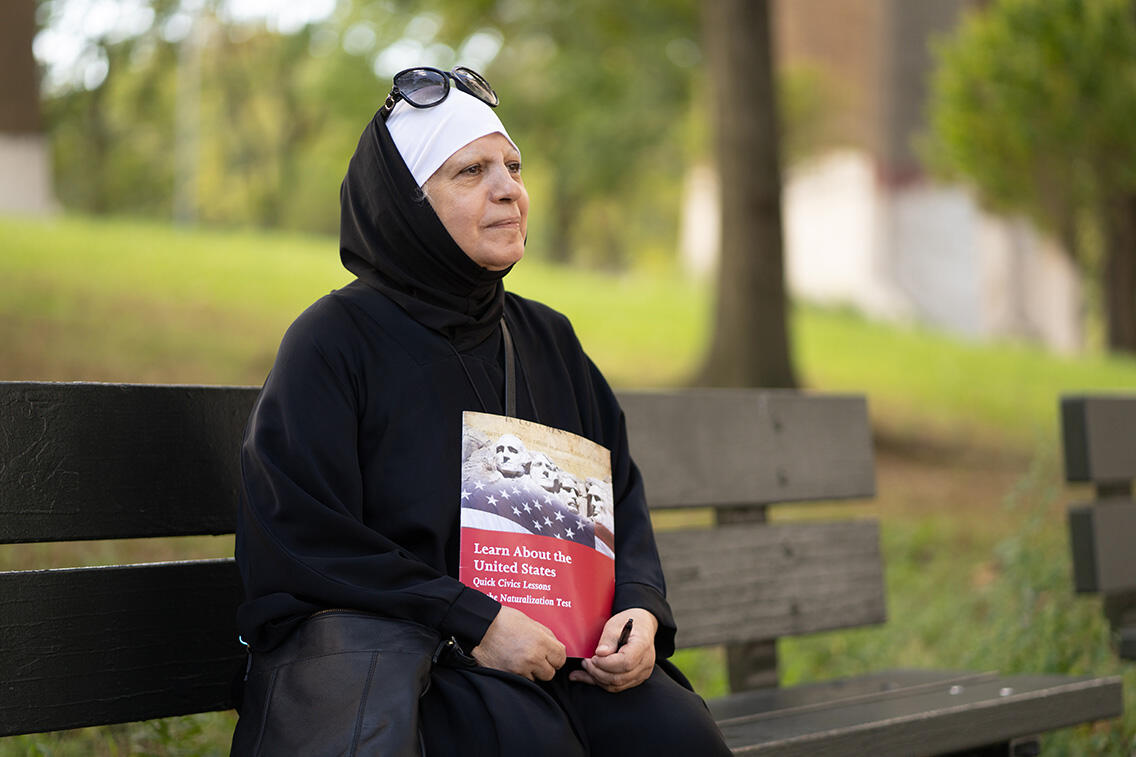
left=568, top=608, right=657, bottom=693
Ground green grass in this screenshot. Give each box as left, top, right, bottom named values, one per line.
left=0, top=216, right=353, bottom=385
left=6, top=214, right=1136, bottom=444
left=796, top=307, right=1136, bottom=451
left=2, top=214, right=1135, bottom=755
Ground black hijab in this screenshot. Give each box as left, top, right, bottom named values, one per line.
left=339, top=110, right=512, bottom=350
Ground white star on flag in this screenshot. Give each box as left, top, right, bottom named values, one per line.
left=461, top=490, right=470, bottom=500
left=486, top=496, right=497, bottom=506
left=512, top=506, right=521, bottom=516
left=532, top=520, right=543, bottom=531
left=555, top=511, right=565, bottom=521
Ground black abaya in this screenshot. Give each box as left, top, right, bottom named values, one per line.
left=232, top=107, right=729, bottom=755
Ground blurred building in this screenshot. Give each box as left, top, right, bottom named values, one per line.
left=0, top=0, right=56, bottom=216
left=682, top=0, right=1082, bottom=352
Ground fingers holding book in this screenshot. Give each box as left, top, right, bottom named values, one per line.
left=570, top=608, right=658, bottom=693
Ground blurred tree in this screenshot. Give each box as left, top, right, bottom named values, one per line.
left=38, top=0, right=814, bottom=295
left=43, top=1, right=365, bottom=233
left=197, top=23, right=326, bottom=227
left=928, top=0, right=1136, bottom=352
left=697, top=0, right=797, bottom=387
left=44, top=0, right=184, bottom=216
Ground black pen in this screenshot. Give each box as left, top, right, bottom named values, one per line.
left=615, top=618, right=633, bottom=651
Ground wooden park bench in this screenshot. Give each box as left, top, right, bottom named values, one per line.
left=1063, top=394, right=1136, bottom=662
left=1, top=381, right=1123, bottom=755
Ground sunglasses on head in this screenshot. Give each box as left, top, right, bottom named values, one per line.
left=379, top=66, right=499, bottom=121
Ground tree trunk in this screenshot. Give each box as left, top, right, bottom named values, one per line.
left=697, top=0, right=797, bottom=388
left=0, top=0, right=40, bottom=135
left=0, top=0, right=55, bottom=215
left=86, top=81, right=111, bottom=215
left=548, top=175, right=578, bottom=265
left=1103, top=192, right=1136, bottom=353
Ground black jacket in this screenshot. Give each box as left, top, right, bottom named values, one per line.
left=235, top=284, right=676, bottom=657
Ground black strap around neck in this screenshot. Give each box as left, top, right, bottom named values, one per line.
left=501, top=318, right=516, bottom=418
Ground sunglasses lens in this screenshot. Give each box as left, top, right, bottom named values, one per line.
left=453, top=67, right=499, bottom=107
left=394, top=68, right=448, bottom=106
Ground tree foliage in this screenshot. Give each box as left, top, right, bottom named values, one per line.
left=38, top=0, right=834, bottom=277
left=926, top=0, right=1136, bottom=351
left=42, top=0, right=377, bottom=231
left=40, top=0, right=702, bottom=263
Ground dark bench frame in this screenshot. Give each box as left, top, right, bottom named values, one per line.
left=1, top=382, right=1123, bottom=755
left=1063, top=394, right=1136, bottom=661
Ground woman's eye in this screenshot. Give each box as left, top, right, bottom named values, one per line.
left=508, top=162, right=522, bottom=174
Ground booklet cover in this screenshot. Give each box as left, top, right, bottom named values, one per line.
left=459, top=411, right=615, bottom=657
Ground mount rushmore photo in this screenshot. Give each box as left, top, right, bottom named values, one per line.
left=460, top=414, right=615, bottom=557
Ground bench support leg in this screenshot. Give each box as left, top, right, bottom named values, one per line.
left=940, top=737, right=1039, bottom=757
left=725, top=639, right=778, bottom=691
left=1103, top=588, right=1136, bottom=629
left=1104, top=589, right=1136, bottom=659
left=716, top=506, right=779, bottom=691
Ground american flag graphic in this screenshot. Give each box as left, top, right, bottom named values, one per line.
left=460, top=477, right=598, bottom=550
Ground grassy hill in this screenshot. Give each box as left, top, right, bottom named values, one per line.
left=5, top=214, right=1135, bottom=446
left=2, top=215, right=1133, bottom=755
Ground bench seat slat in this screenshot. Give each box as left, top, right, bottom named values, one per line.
left=709, top=669, right=996, bottom=723
left=0, top=560, right=243, bottom=736
left=717, top=672, right=1123, bottom=756
left=658, top=520, right=886, bottom=647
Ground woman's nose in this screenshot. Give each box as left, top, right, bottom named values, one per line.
left=488, top=163, right=519, bottom=201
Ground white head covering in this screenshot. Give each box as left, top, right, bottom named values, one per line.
left=386, top=88, right=520, bottom=187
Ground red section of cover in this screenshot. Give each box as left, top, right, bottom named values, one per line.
left=460, top=527, right=615, bottom=657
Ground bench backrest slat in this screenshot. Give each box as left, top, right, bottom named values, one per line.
left=0, top=559, right=243, bottom=737
left=1069, top=501, right=1136, bottom=594
left=1, top=384, right=876, bottom=543
left=658, top=520, right=885, bottom=648
left=0, top=383, right=256, bottom=543
left=1061, top=395, right=1136, bottom=485
left=621, top=391, right=875, bottom=508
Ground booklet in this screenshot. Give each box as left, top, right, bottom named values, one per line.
left=459, top=411, right=615, bottom=657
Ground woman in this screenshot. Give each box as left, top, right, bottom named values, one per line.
left=232, top=66, right=730, bottom=756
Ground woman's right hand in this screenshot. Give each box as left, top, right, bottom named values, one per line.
left=471, top=605, right=566, bottom=681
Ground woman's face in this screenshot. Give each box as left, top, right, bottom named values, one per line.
left=423, top=132, right=529, bottom=271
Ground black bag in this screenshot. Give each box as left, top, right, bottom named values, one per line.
left=231, top=610, right=454, bottom=757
